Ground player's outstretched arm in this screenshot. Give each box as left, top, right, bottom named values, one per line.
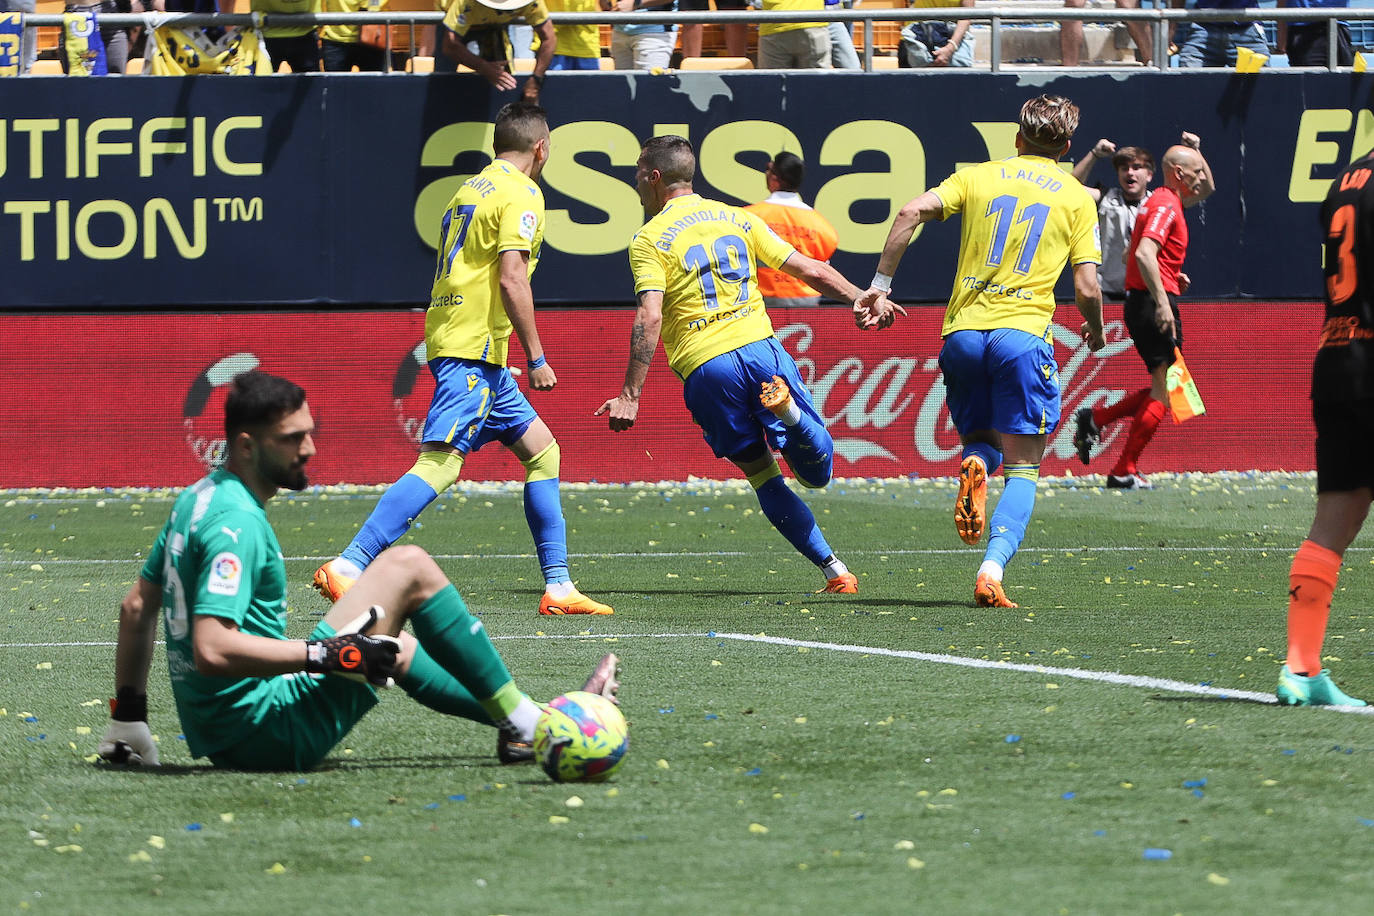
left=99, top=577, right=163, bottom=765
left=499, top=249, right=556, bottom=390
left=523, top=20, right=557, bottom=101
left=778, top=253, right=905, bottom=328
left=1180, top=133, right=1216, bottom=207
left=442, top=29, right=517, bottom=90
left=596, top=291, right=664, bottom=432
left=860, top=190, right=943, bottom=308
left=1071, top=139, right=1113, bottom=203
left=1072, top=262, right=1106, bottom=352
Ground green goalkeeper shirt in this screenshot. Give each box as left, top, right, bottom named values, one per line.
left=141, top=469, right=290, bottom=759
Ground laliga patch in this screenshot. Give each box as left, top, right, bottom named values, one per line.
left=518, top=210, right=538, bottom=241
left=207, top=552, right=243, bottom=596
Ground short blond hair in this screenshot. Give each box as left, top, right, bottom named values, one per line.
left=1019, top=95, right=1080, bottom=154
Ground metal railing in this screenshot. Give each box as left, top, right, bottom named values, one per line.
left=15, top=6, right=1372, bottom=73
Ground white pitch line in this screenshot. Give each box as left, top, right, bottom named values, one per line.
left=709, top=632, right=1374, bottom=716
left=7, top=629, right=1369, bottom=716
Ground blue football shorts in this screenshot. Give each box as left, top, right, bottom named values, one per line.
left=420, top=357, right=538, bottom=454
left=939, top=328, right=1062, bottom=436
left=207, top=618, right=378, bottom=771
left=681, top=337, right=823, bottom=461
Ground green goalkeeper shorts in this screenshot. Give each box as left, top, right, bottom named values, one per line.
left=208, top=619, right=379, bottom=771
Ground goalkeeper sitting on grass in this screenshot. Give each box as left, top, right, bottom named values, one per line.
left=98, top=369, right=618, bottom=771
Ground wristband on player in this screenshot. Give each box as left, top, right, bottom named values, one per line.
left=870, top=272, right=893, bottom=293
left=306, top=632, right=401, bottom=687
left=110, top=686, right=148, bottom=722
left=528, top=355, right=547, bottom=370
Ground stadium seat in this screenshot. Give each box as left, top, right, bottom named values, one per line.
left=513, top=57, right=536, bottom=73
left=124, top=57, right=143, bottom=75
left=598, top=57, right=614, bottom=70
left=30, top=59, right=63, bottom=74
left=869, top=55, right=899, bottom=70
left=679, top=56, right=754, bottom=70
left=407, top=55, right=435, bottom=72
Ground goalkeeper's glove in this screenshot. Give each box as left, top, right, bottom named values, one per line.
left=306, top=628, right=401, bottom=688
left=98, top=688, right=160, bottom=766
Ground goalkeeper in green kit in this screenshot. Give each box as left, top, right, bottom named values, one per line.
left=98, top=370, right=617, bottom=771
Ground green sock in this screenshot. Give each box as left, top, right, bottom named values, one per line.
left=397, top=641, right=493, bottom=725
left=408, top=584, right=518, bottom=719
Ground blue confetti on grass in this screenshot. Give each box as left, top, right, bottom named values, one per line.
left=852, top=812, right=865, bottom=820
left=704, top=714, right=719, bottom=720
left=706, top=631, right=716, bottom=638
left=1282, top=749, right=1296, bottom=756
left=1192, top=789, right=1205, bottom=799
left=449, top=795, right=466, bottom=802
left=424, top=802, right=440, bottom=810
left=186, top=823, right=202, bottom=831
left=23, top=716, right=37, bottom=723
left=1093, top=830, right=1107, bottom=837
left=1358, top=818, right=1374, bottom=828
left=349, top=818, right=362, bottom=828
left=1142, top=848, right=1172, bottom=860
left=1005, top=735, right=1021, bottom=743
left=1061, top=792, right=1077, bottom=800
left=1183, top=779, right=1207, bottom=788
left=745, top=767, right=761, bottom=776
left=658, top=707, right=674, bottom=714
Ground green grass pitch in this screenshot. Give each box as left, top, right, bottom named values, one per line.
left=3, top=473, right=1372, bottom=914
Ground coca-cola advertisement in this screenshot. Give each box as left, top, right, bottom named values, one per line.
left=0, top=304, right=1319, bottom=488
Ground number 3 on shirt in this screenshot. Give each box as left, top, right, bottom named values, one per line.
left=683, top=234, right=752, bottom=311
left=984, top=195, right=1050, bottom=276
left=434, top=204, right=478, bottom=285
left=1327, top=203, right=1358, bottom=305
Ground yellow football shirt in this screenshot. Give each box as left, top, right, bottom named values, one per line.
left=931, top=154, right=1101, bottom=340
left=427, top=159, right=545, bottom=366
left=546, top=0, right=600, bottom=58
left=320, top=0, right=385, bottom=45
left=630, top=193, right=797, bottom=379
left=443, top=0, right=550, bottom=40
left=760, top=0, right=825, bottom=36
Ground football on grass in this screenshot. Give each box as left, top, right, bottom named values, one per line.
left=534, top=691, right=629, bottom=783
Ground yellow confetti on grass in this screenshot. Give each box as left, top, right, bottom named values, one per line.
left=80, top=699, right=102, bottom=707
left=148, top=836, right=166, bottom=849
left=793, top=717, right=807, bottom=724
left=938, top=788, right=958, bottom=796
left=748, top=823, right=769, bottom=834
left=220, top=813, right=234, bottom=823
left=128, top=850, right=153, bottom=863
left=30, top=564, right=43, bottom=572
left=1261, top=779, right=1278, bottom=787
left=1045, top=683, right=1060, bottom=690
left=564, top=796, right=584, bottom=808
left=35, top=662, right=52, bottom=670
left=548, top=815, right=570, bottom=825
left=75, top=726, right=90, bottom=736
left=907, top=857, right=925, bottom=870
left=54, top=845, right=82, bottom=854
left=266, top=863, right=286, bottom=875
left=711, top=660, right=722, bottom=667
left=1207, top=873, right=1231, bottom=886
left=656, top=759, right=670, bottom=770
left=894, top=840, right=915, bottom=850
left=604, top=787, right=619, bottom=798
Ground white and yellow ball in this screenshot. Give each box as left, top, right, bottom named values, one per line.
left=533, top=691, right=629, bottom=783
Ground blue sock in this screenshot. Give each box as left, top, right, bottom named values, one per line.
left=963, top=441, right=1003, bottom=475
left=341, top=473, right=438, bottom=571
left=779, top=411, right=835, bottom=489
left=753, top=474, right=832, bottom=566
left=983, top=466, right=1039, bottom=571
left=524, top=477, right=570, bottom=585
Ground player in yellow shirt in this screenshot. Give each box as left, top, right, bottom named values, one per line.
left=316, top=102, right=611, bottom=618
left=545, top=0, right=602, bottom=70
left=858, top=95, right=1106, bottom=608
left=597, top=135, right=886, bottom=594
left=442, top=0, right=555, bottom=101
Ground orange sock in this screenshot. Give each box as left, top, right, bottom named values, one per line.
left=1286, top=539, right=1342, bottom=676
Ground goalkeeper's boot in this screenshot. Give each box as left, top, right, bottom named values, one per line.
left=539, top=587, right=614, bottom=616
left=312, top=559, right=356, bottom=603
left=819, top=572, right=859, bottom=594
left=760, top=375, right=797, bottom=420
left=497, top=732, right=535, bottom=764
left=974, top=572, right=1018, bottom=609
left=955, top=455, right=988, bottom=545
left=1276, top=665, right=1367, bottom=707
left=1073, top=407, right=1100, bottom=466
left=582, top=652, right=622, bottom=704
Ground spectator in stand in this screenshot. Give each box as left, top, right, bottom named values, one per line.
left=899, top=0, right=973, bottom=67
left=320, top=0, right=388, bottom=71
left=826, top=0, right=861, bottom=70
left=745, top=152, right=840, bottom=308
left=756, top=0, right=830, bottom=69
left=61, top=0, right=144, bottom=74
left=1173, top=0, right=1269, bottom=67
left=0, top=0, right=37, bottom=75
left=1071, top=139, right=1155, bottom=300
left=253, top=0, right=321, bottom=72
left=681, top=0, right=749, bottom=62
left=1277, top=0, right=1354, bottom=67
left=442, top=0, right=555, bottom=100
left=610, top=0, right=677, bottom=70
left=546, top=0, right=603, bottom=69
left=1060, top=0, right=1152, bottom=66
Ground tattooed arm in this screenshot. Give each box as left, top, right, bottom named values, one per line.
left=595, top=290, right=664, bottom=432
